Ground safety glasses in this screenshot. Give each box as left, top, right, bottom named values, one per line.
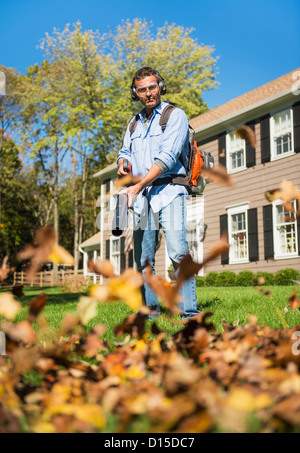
left=135, top=82, right=159, bottom=97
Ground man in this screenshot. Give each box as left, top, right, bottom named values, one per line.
left=117, top=67, right=199, bottom=318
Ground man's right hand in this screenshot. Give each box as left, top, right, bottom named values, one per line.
left=117, top=158, right=129, bottom=176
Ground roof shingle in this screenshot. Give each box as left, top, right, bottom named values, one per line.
left=190, top=68, right=300, bottom=131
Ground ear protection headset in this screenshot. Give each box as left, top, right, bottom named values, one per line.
left=130, top=69, right=167, bottom=101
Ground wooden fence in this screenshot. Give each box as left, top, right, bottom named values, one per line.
left=12, top=269, right=87, bottom=287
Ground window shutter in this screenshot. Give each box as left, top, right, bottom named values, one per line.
left=298, top=218, right=300, bottom=256
left=220, top=214, right=229, bottom=265
left=218, top=133, right=226, bottom=167
left=297, top=201, right=300, bottom=256
left=245, top=121, right=256, bottom=167
left=263, top=205, right=274, bottom=259
left=248, top=208, right=258, bottom=261
left=128, top=249, right=134, bottom=267
left=260, top=115, right=271, bottom=163
left=293, top=101, right=300, bottom=153
left=105, top=240, right=110, bottom=260
left=120, top=237, right=126, bottom=272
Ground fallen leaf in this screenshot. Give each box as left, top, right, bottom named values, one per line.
left=12, top=285, right=24, bottom=298
left=0, top=256, right=15, bottom=281
left=3, top=320, right=36, bottom=344
left=88, top=259, right=115, bottom=278
left=0, top=292, right=21, bottom=320
left=48, top=243, right=74, bottom=266
left=77, top=297, right=98, bottom=326
left=28, top=292, right=47, bottom=322
left=235, top=125, right=256, bottom=148
left=288, top=291, right=300, bottom=310
left=144, top=262, right=182, bottom=314
left=115, top=174, right=142, bottom=189
left=201, top=164, right=235, bottom=187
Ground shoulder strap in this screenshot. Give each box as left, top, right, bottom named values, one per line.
left=159, top=104, right=177, bottom=132
left=129, top=114, right=140, bottom=136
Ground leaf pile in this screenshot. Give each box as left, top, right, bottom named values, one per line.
left=1, top=288, right=300, bottom=433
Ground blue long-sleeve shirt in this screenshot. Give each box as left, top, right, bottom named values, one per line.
left=117, top=101, right=189, bottom=214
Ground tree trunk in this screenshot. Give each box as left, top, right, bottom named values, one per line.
left=52, top=138, right=59, bottom=284
left=70, top=138, right=79, bottom=272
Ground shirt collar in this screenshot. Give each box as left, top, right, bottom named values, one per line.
left=139, top=101, right=168, bottom=121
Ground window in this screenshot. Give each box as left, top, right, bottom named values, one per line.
left=273, top=200, right=298, bottom=258
left=103, top=178, right=117, bottom=212
left=227, top=204, right=249, bottom=263
left=110, top=237, right=120, bottom=274
left=271, top=108, right=294, bottom=160
left=226, top=131, right=246, bottom=173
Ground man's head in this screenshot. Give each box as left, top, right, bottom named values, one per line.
left=130, top=67, right=166, bottom=113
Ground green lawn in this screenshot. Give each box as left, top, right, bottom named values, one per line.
left=2, top=284, right=300, bottom=340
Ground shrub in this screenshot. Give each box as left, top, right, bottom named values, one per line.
left=215, top=270, right=237, bottom=287
left=274, top=268, right=300, bottom=286
left=236, top=270, right=255, bottom=287
left=255, top=271, right=275, bottom=286
left=205, top=272, right=219, bottom=287
left=195, top=276, right=206, bottom=287
left=61, top=276, right=91, bottom=293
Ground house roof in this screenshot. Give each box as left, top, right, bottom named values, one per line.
left=190, top=68, right=300, bottom=132
left=93, top=162, right=117, bottom=179
left=80, top=231, right=101, bottom=248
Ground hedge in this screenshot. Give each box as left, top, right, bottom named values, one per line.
left=195, top=268, right=300, bottom=287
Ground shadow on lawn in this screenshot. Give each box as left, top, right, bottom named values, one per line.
left=15, top=287, right=87, bottom=306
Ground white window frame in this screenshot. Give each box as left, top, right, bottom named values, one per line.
left=226, top=131, right=246, bottom=174
left=227, top=203, right=249, bottom=264
left=110, top=236, right=121, bottom=275
left=270, top=107, right=294, bottom=161
left=272, top=199, right=298, bottom=259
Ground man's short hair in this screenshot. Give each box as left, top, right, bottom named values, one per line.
left=132, top=67, right=161, bottom=86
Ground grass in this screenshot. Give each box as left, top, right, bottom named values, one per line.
left=1, top=284, right=300, bottom=342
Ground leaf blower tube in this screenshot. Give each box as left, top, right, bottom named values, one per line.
left=112, top=159, right=131, bottom=237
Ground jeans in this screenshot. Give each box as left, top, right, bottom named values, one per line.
left=133, top=194, right=199, bottom=317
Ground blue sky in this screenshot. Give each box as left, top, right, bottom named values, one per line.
left=0, top=0, right=299, bottom=108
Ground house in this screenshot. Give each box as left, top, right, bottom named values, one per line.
left=82, top=67, right=300, bottom=280
left=79, top=231, right=101, bottom=283
left=189, top=68, right=300, bottom=274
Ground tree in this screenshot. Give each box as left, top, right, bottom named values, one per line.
left=15, top=20, right=218, bottom=269
left=102, top=19, right=218, bottom=156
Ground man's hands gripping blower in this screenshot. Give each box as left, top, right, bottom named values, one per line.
left=112, top=159, right=131, bottom=237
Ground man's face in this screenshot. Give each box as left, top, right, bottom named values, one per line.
left=134, top=75, right=161, bottom=112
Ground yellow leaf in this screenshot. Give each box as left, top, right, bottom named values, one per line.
left=78, top=297, right=98, bottom=326
left=48, top=404, right=106, bottom=429
left=0, top=292, right=21, bottom=319
left=48, top=243, right=74, bottom=265
left=122, top=364, right=146, bottom=380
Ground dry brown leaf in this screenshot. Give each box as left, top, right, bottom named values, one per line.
left=0, top=292, right=21, bottom=320
left=265, top=180, right=300, bottom=218
left=201, top=164, right=235, bottom=187
left=28, top=292, right=47, bottom=323
left=88, top=259, right=115, bottom=278
left=4, top=320, right=36, bottom=344
left=144, top=262, right=182, bottom=314
left=288, top=291, right=300, bottom=310
left=18, top=226, right=74, bottom=280
left=115, top=174, right=142, bottom=189
left=235, top=125, right=256, bottom=148
left=0, top=256, right=15, bottom=281
left=12, top=285, right=24, bottom=298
